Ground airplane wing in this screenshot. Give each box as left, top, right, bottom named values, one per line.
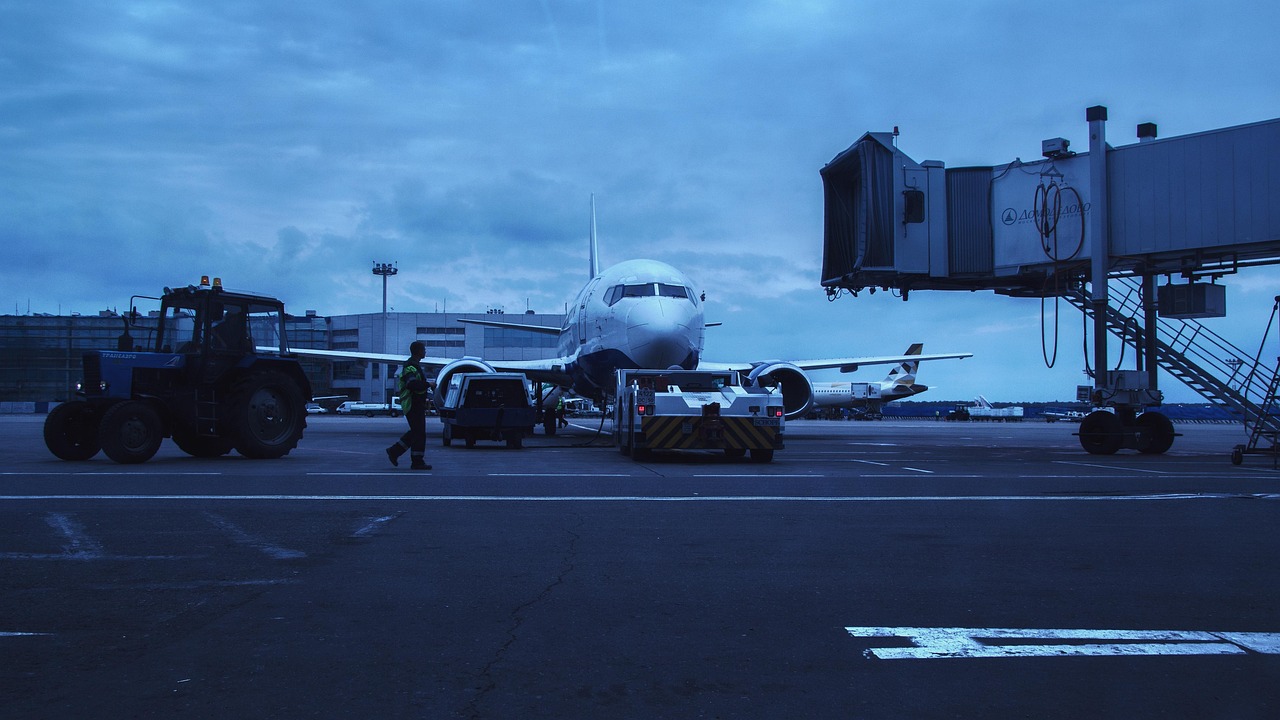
left=455, top=318, right=562, bottom=335
left=267, top=347, right=575, bottom=387
left=697, top=351, right=972, bottom=374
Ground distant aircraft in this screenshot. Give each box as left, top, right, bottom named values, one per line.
left=809, top=343, right=934, bottom=419
left=1042, top=408, right=1088, bottom=423
left=283, top=198, right=972, bottom=433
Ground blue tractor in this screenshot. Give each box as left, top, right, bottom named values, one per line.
left=43, top=277, right=312, bottom=463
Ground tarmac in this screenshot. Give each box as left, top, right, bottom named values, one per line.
left=1, top=414, right=1277, bottom=719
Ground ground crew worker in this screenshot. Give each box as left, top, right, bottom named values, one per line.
left=386, top=340, right=431, bottom=470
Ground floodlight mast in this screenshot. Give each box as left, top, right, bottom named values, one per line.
left=372, top=262, right=398, bottom=400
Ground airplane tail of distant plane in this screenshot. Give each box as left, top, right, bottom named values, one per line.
left=883, top=343, right=924, bottom=386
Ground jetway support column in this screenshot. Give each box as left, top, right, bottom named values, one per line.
left=1087, top=105, right=1110, bottom=393
left=1076, top=106, right=1174, bottom=456
left=1143, top=273, right=1159, bottom=392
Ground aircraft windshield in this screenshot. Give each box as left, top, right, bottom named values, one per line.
left=604, top=283, right=695, bottom=307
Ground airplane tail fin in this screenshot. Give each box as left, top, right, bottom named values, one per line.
left=589, top=193, right=599, bottom=279
left=884, top=343, right=924, bottom=385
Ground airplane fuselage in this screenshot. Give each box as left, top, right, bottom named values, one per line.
left=811, top=380, right=927, bottom=410
left=560, top=259, right=706, bottom=400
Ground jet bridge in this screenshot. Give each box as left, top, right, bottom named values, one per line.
left=821, top=107, right=1280, bottom=455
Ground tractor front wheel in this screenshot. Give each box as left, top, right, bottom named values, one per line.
left=99, top=400, right=163, bottom=464
left=44, top=401, right=102, bottom=461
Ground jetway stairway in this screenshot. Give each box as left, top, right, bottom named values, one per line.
left=1063, top=277, right=1280, bottom=461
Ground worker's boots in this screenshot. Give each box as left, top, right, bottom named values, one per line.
left=410, top=456, right=431, bottom=470
left=386, top=444, right=405, bottom=466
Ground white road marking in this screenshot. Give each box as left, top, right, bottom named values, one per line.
left=351, top=514, right=400, bottom=538
left=45, top=512, right=103, bottom=559
left=1055, top=461, right=1171, bottom=475
left=86, top=579, right=298, bottom=591
left=203, top=512, right=306, bottom=560
left=309, top=472, right=422, bottom=476
left=0, top=472, right=222, bottom=476
left=901, top=467, right=933, bottom=474
left=0, top=493, right=1267, bottom=503
left=845, top=626, right=1280, bottom=659
left=693, top=474, right=824, bottom=478
left=2, top=631, right=52, bottom=637
left=487, top=473, right=633, bottom=477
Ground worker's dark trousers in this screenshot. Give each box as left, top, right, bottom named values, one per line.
left=396, top=408, right=426, bottom=460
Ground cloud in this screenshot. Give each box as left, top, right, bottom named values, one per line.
left=1, top=0, right=1277, bottom=402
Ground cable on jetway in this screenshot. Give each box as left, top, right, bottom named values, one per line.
left=1033, top=177, right=1088, bottom=371
left=1034, top=179, right=1085, bottom=263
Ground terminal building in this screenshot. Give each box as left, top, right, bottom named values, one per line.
left=0, top=309, right=565, bottom=407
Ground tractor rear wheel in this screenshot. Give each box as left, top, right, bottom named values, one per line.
left=99, top=400, right=164, bottom=464
left=229, top=371, right=306, bottom=459
left=44, top=401, right=102, bottom=461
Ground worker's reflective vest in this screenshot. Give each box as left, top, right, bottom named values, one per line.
left=398, top=363, right=425, bottom=413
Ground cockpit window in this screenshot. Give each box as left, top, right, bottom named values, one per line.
left=604, top=283, right=696, bottom=306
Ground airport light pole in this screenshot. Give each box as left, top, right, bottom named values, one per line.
left=372, top=262, right=398, bottom=401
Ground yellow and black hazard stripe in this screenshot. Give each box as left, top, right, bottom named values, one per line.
left=639, top=415, right=781, bottom=451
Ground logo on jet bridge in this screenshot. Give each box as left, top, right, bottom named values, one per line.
left=1001, top=203, right=1091, bottom=226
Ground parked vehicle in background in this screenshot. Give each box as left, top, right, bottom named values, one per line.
left=336, top=398, right=402, bottom=417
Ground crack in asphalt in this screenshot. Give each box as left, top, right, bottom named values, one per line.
left=463, top=517, right=583, bottom=719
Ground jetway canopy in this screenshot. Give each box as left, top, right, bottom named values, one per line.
left=821, top=116, right=1280, bottom=298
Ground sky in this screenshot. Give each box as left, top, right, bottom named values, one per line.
left=3, top=1, right=1279, bottom=402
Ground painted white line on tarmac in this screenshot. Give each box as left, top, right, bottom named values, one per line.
left=203, top=512, right=306, bottom=560
left=45, top=512, right=103, bottom=559
left=845, top=626, right=1280, bottom=659
left=862, top=475, right=982, bottom=479
left=2, top=631, right=52, bottom=637
left=1055, top=461, right=1171, bottom=475
left=0, top=493, right=1263, bottom=502
left=0, top=472, right=222, bottom=476
left=308, top=472, right=422, bottom=476
left=693, top=474, right=824, bottom=478
left=487, top=473, right=634, bottom=477
left=351, top=514, right=400, bottom=538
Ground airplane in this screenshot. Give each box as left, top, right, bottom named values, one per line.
left=809, top=343, right=934, bottom=419
left=281, top=198, right=972, bottom=434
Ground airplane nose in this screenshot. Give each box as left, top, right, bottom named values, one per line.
left=626, top=299, right=697, bottom=369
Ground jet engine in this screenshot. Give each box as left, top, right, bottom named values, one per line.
left=432, top=357, right=496, bottom=407
left=745, top=361, right=814, bottom=419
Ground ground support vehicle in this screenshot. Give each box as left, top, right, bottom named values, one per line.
left=438, top=373, right=536, bottom=449
left=43, top=276, right=311, bottom=464
left=613, top=369, right=784, bottom=462
left=336, top=398, right=402, bottom=417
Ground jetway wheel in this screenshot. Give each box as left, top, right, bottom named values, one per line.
left=1078, top=411, right=1123, bottom=455
left=1134, top=412, right=1175, bottom=455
